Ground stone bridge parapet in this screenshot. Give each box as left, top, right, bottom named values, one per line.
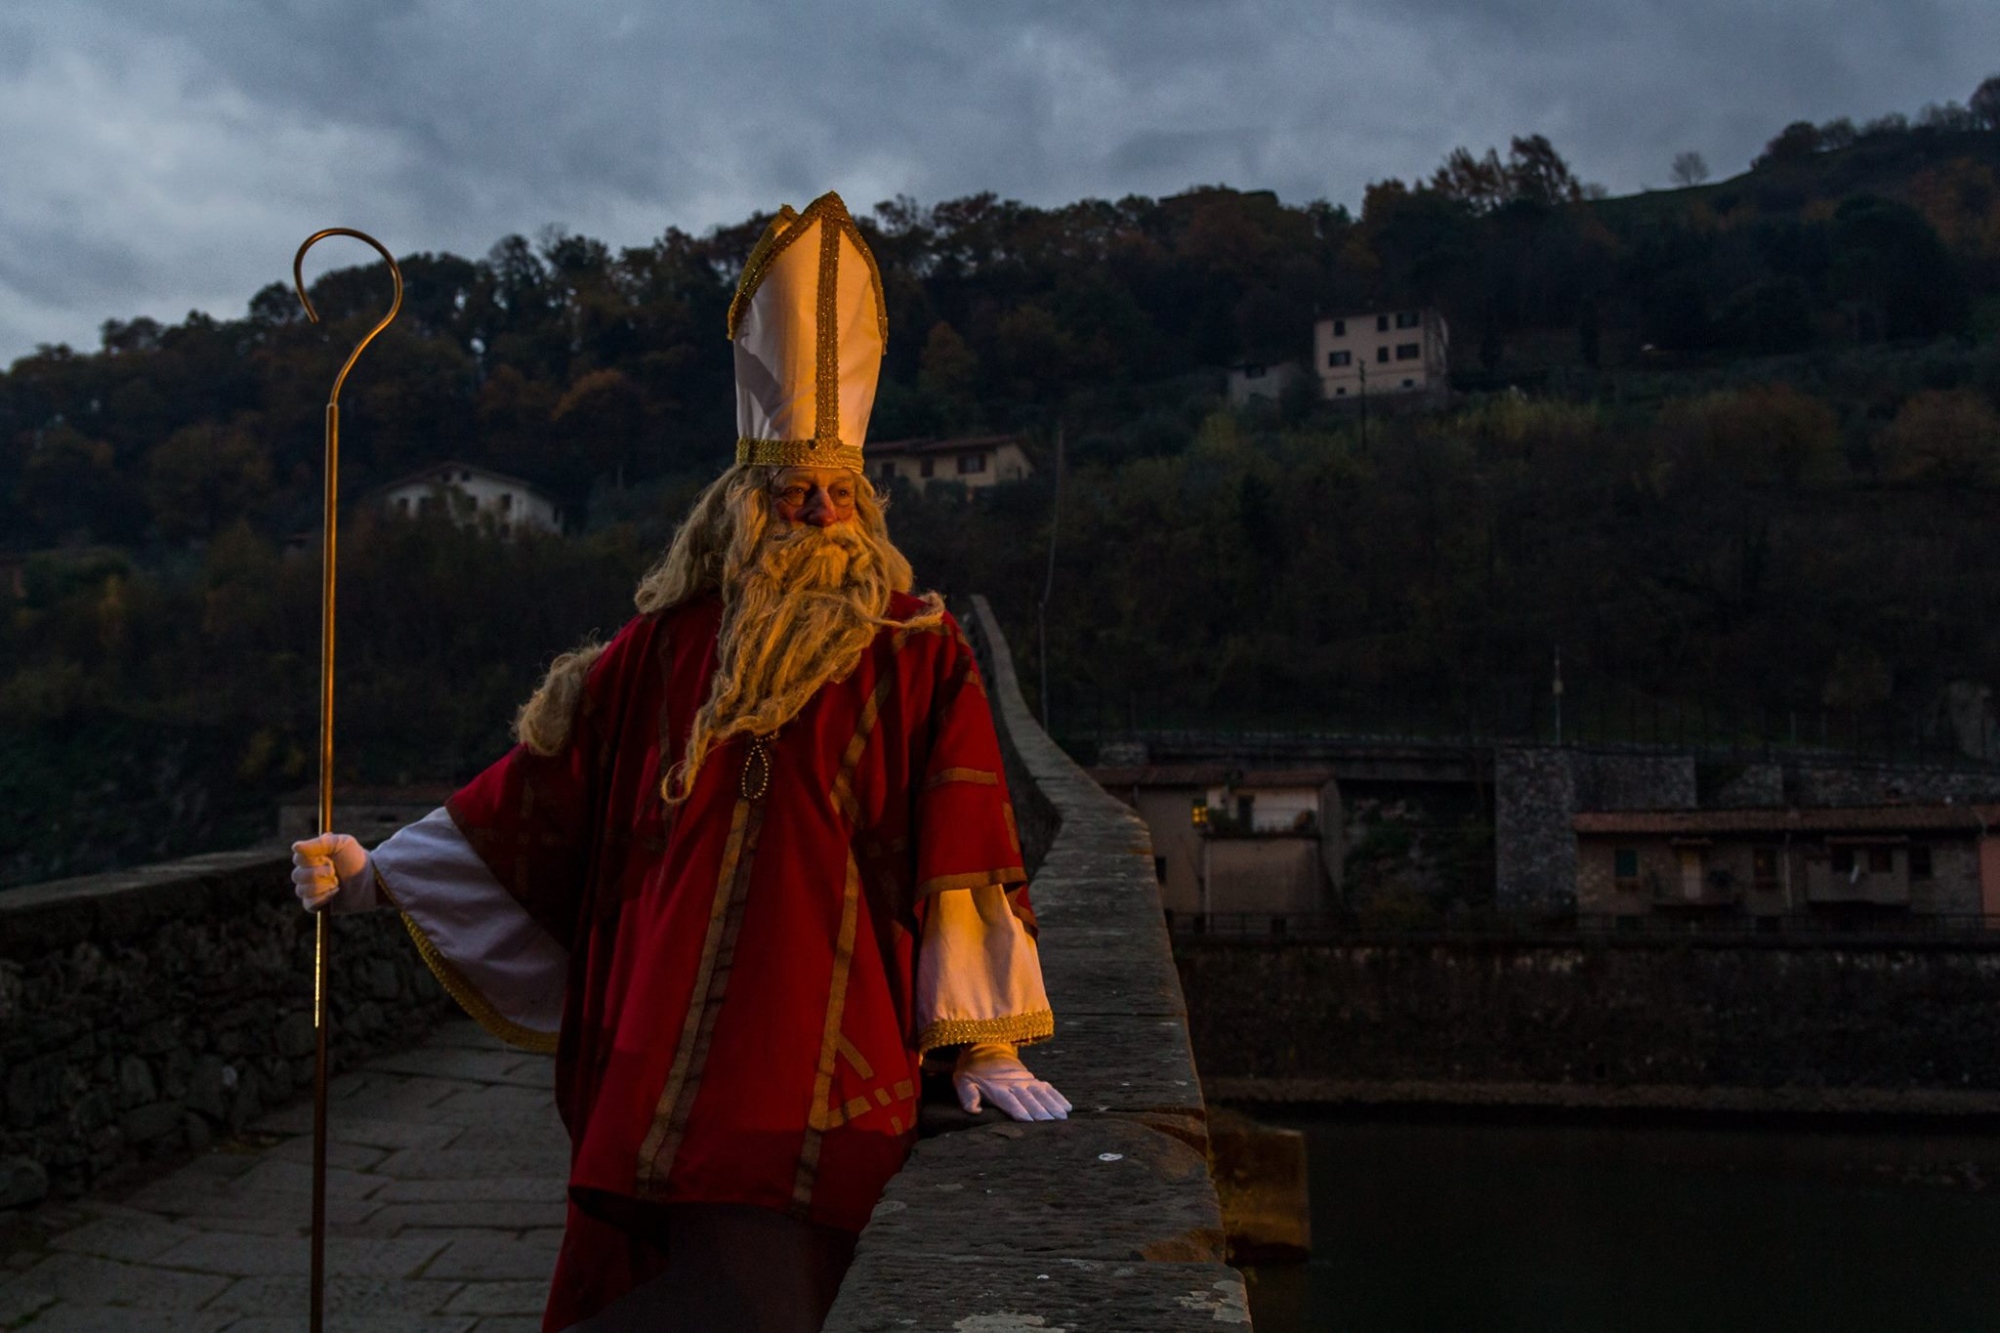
left=820, top=599, right=1247, bottom=1331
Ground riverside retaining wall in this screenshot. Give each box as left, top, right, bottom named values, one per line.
left=1180, top=933, right=2000, bottom=1114
left=823, top=599, right=1248, bottom=1331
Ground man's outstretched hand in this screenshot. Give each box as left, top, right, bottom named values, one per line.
left=290, top=833, right=377, bottom=914
left=952, top=1042, right=1071, bottom=1121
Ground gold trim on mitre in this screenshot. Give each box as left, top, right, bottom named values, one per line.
left=728, top=192, right=887, bottom=472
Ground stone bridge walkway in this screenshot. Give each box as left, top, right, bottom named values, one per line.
left=0, top=1020, right=565, bottom=1332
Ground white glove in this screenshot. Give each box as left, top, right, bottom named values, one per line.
left=953, top=1042, right=1071, bottom=1122
left=290, top=833, right=378, bottom=914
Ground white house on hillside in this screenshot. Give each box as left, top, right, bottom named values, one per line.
left=869, top=435, right=1033, bottom=493
left=367, top=462, right=563, bottom=538
left=1313, top=308, right=1450, bottom=406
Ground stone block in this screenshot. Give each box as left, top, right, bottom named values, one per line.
left=1024, top=1013, right=1205, bottom=1120
left=0, top=1251, right=231, bottom=1313
left=824, top=1254, right=1249, bottom=1333
left=185, top=1055, right=229, bottom=1120
left=1038, top=936, right=1188, bottom=1019
left=150, top=1231, right=448, bottom=1279
left=420, top=1236, right=562, bottom=1282
left=0, top=1155, right=48, bottom=1208
left=132, top=1017, right=180, bottom=1056
left=369, top=1200, right=567, bottom=1233
left=857, top=1118, right=1223, bottom=1264
left=366, top=1047, right=551, bottom=1088
left=120, top=1101, right=184, bottom=1145
left=441, top=1279, right=550, bottom=1314
left=204, top=1273, right=466, bottom=1315
left=1208, top=1107, right=1310, bottom=1264
left=373, top=1148, right=566, bottom=1181
left=275, top=1011, right=317, bottom=1059
left=373, top=1177, right=568, bottom=1205
left=366, top=958, right=406, bottom=1000
left=7, top=1059, right=60, bottom=1125
left=50, top=1212, right=199, bottom=1262
left=12, top=1307, right=238, bottom=1331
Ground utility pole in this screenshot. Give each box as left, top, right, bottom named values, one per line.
left=1357, top=359, right=1369, bottom=455
left=1553, top=644, right=1564, bottom=745
left=1038, top=421, right=1065, bottom=729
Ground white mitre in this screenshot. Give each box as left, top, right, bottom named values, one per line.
left=727, top=191, right=887, bottom=472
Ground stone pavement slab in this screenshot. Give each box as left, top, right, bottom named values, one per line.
left=0, top=1020, right=567, bottom=1332
left=825, top=1254, right=1250, bottom=1333
left=855, top=1118, right=1225, bottom=1265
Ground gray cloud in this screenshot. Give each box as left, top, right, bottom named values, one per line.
left=2, top=0, right=1996, bottom=362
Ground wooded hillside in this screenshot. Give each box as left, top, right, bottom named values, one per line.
left=4, top=83, right=2000, bottom=885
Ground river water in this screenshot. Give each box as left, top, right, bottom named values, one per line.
left=1243, top=1115, right=2000, bottom=1333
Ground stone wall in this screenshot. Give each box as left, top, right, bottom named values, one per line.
left=0, top=849, right=451, bottom=1206
left=1179, top=934, right=2000, bottom=1113
left=823, top=598, right=1249, bottom=1330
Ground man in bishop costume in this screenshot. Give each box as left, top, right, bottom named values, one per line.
left=292, top=192, right=1068, bottom=1333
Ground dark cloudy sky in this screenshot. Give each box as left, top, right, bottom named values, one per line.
left=2, top=0, right=1994, bottom=365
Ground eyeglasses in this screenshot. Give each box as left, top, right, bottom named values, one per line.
left=771, top=481, right=857, bottom=510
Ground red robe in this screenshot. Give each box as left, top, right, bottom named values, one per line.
left=442, top=592, right=1035, bottom=1328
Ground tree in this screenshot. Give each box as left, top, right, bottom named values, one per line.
left=1881, top=389, right=2000, bottom=485
left=1669, top=151, right=1711, bottom=188
left=917, top=321, right=979, bottom=404
left=1504, top=135, right=1587, bottom=207
left=145, top=420, right=273, bottom=543
left=1756, top=121, right=1824, bottom=167
left=551, top=368, right=645, bottom=494
left=1972, top=75, right=2000, bottom=131
left=1430, top=147, right=1510, bottom=214
left=1828, top=195, right=1965, bottom=340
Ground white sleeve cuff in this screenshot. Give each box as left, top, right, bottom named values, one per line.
left=913, top=883, right=1054, bottom=1054
left=371, top=807, right=567, bottom=1051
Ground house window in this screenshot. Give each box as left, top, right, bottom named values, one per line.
left=1334, top=387, right=1347, bottom=396
left=395, top=496, right=410, bottom=515
left=1396, top=310, right=1421, bottom=329
left=1752, top=847, right=1780, bottom=892
left=1328, top=350, right=1352, bottom=367
left=1376, top=314, right=1390, bottom=332
left=1396, top=343, right=1421, bottom=360
left=1910, top=845, right=1933, bottom=879
left=1868, top=847, right=1893, bottom=874
left=1831, top=846, right=1854, bottom=874
left=958, top=452, right=987, bottom=474
left=499, top=493, right=513, bottom=513
left=1614, top=848, right=1639, bottom=883
left=418, top=496, right=439, bottom=517
left=1243, top=364, right=1267, bottom=379
left=1236, top=795, right=1256, bottom=829
left=919, top=458, right=934, bottom=479
left=1333, top=319, right=1346, bottom=336
left=1402, top=379, right=1416, bottom=388
left=1376, top=346, right=1390, bottom=363
left=458, top=470, right=471, bottom=483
